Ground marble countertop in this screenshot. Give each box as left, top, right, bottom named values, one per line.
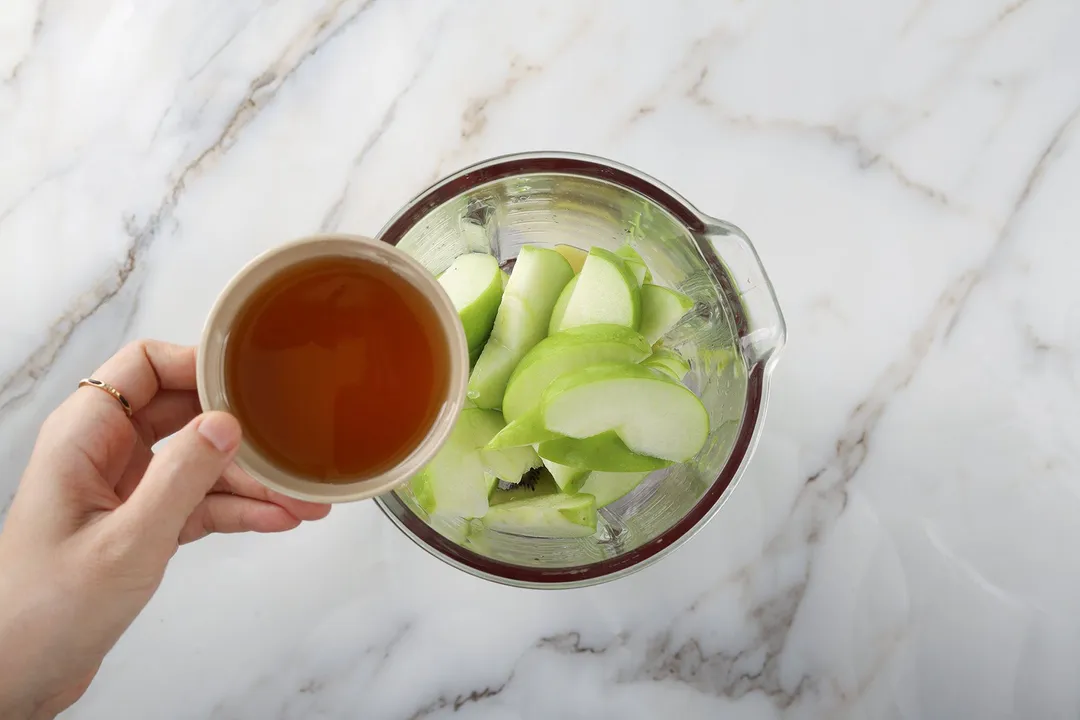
left=3, top=0, right=1080, bottom=717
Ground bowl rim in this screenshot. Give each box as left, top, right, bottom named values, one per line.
left=373, top=151, right=771, bottom=588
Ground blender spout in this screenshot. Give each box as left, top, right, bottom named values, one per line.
left=696, top=215, right=787, bottom=371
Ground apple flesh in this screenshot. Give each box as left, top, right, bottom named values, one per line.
left=537, top=431, right=672, bottom=472
left=411, top=408, right=505, bottom=518
left=549, top=247, right=640, bottom=333
left=546, top=274, right=578, bottom=335
left=643, top=347, right=691, bottom=381
left=501, top=324, right=651, bottom=422
left=553, top=244, right=588, bottom=273
left=638, top=283, right=694, bottom=344
left=486, top=406, right=562, bottom=449
left=438, top=253, right=504, bottom=359
left=578, top=470, right=651, bottom=508
left=468, top=246, right=574, bottom=409
left=480, top=441, right=541, bottom=485
left=482, top=492, right=597, bottom=538
left=615, top=244, right=650, bottom=286
left=541, top=458, right=590, bottom=494
left=543, top=362, right=709, bottom=463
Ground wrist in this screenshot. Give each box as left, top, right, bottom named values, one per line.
left=0, top=558, right=71, bottom=720
left=0, top=696, right=55, bottom=720
left=0, top=604, right=51, bottom=720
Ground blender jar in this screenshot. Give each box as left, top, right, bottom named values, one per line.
left=375, top=152, right=785, bottom=588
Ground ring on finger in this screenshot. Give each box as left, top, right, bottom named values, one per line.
left=78, top=378, right=134, bottom=418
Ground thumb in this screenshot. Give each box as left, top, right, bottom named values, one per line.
left=121, top=412, right=242, bottom=542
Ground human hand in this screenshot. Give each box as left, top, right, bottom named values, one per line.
left=0, top=341, right=330, bottom=720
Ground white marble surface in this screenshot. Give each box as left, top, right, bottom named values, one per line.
left=2, top=0, right=1080, bottom=717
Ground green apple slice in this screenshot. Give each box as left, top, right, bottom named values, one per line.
left=553, top=244, right=588, bottom=273
left=547, top=274, right=578, bottom=335
left=481, top=492, right=597, bottom=538
left=468, top=246, right=574, bottom=408
left=410, top=408, right=505, bottom=518
left=438, top=253, right=504, bottom=358
left=625, top=260, right=648, bottom=287
left=578, top=470, right=650, bottom=508
left=411, top=461, right=495, bottom=519
left=541, top=458, right=590, bottom=494
left=550, top=248, right=641, bottom=333
left=642, top=347, right=691, bottom=381
left=537, top=431, right=672, bottom=472
left=481, top=295, right=537, bottom=351
left=543, top=362, right=709, bottom=463
left=480, top=442, right=541, bottom=485
left=638, top=284, right=694, bottom=344
left=487, top=407, right=562, bottom=449
left=615, top=245, right=650, bottom=286
left=501, top=324, right=652, bottom=421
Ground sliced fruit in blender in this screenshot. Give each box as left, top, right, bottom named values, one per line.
left=501, top=324, right=652, bottom=422
left=538, top=431, right=673, bottom=472
left=642, top=347, right=691, bottom=381
left=547, top=274, right=578, bottom=334
left=553, top=244, right=588, bottom=273
left=615, top=244, right=650, bottom=285
left=480, top=442, right=541, bottom=485
left=549, top=247, right=641, bottom=333
left=437, top=253, right=504, bottom=358
left=487, top=407, right=562, bottom=449
left=481, top=492, right=598, bottom=538
left=543, top=362, right=709, bottom=463
left=410, top=408, right=505, bottom=518
left=468, top=246, right=574, bottom=408
left=638, top=284, right=694, bottom=344
left=424, top=241, right=711, bottom=527
left=541, top=457, right=590, bottom=494
left=578, top=470, right=651, bottom=508
left=411, top=453, right=489, bottom=518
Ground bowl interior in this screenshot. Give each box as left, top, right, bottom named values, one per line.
left=378, top=168, right=749, bottom=582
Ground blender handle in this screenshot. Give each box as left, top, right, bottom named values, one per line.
left=697, top=216, right=787, bottom=370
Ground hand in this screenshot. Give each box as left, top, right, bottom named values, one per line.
left=0, top=341, right=330, bottom=720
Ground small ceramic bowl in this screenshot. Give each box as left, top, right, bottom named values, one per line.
left=196, top=234, right=469, bottom=503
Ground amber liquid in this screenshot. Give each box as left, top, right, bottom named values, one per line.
left=224, top=256, right=449, bottom=482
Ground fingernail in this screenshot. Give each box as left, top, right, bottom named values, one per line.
left=198, top=412, right=241, bottom=453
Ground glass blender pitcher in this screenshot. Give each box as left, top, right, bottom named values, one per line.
left=375, top=152, right=786, bottom=588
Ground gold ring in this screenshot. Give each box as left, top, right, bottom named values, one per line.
left=78, top=378, right=133, bottom=418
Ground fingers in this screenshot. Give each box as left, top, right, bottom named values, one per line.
left=215, top=465, right=332, bottom=522
left=88, top=341, right=197, bottom=415
left=119, top=412, right=241, bottom=543
left=113, top=440, right=154, bottom=500
left=178, top=495, right=301, bottom=544
left=131, top=390, right=202, bottom=447
left=33, top=343, right=198, bottom=493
